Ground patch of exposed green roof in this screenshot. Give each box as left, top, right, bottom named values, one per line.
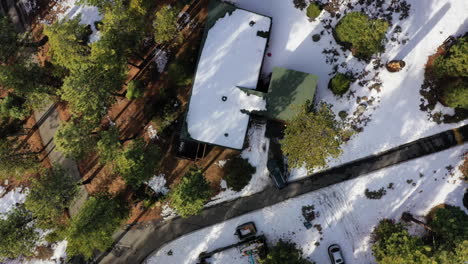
left=261, top=67, right=318, bottom=121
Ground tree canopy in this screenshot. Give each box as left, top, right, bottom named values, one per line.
left=153, top=6, right=180, bottom=44
left=170, top=168, right=211, bottom=217
left=223, top=156, right=256, bottom=192
left=0, top=206, right=39, bottom=260
left=0, top=137, right=38, bottom=180
left=24, top=167, right=79, bottom=229
left=114, top=139, right=161, bottom=189
left=281, top=103, right=344, bottom=170
left=65, top=194, right=128, bottom=259
left=54, top=118, right=97, bottom=160
left=97, top=126, right=121, bottom=164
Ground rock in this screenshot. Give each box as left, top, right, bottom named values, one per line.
left=386, top=60, right=406, bottom=72
left=338, top=110, right=348, bottom=120
left=355, top=103, right=367, bottom=116
left=312, top=34, right=321, bottom=42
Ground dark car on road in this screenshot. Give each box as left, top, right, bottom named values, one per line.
left=328, top=244, right=345, bottom=264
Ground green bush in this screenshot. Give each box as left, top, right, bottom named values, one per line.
left=306, top=3, right=322, bottom=20
left=153, top=6, right=180, bottom=44
left=433, top=35, right=468, bottom=78
left=334, top=12, right=389, bottom=60
left=261, top=239, right=315, bottom=264
left=223, top=156, right=256, bottom=192
left=126, top=80, right=144, bottom=100
left=441, top=78, right=468, bottom=109
left=170, top=167, right=211, bottom=217
left=168, top=61, right=194, bottom=86
left=151, top=98, right=181, bottom=133
left=329, top=73, right=352, bottom=96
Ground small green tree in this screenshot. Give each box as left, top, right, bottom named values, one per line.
left=153, top=6, right=180, bottom=44
left=223, top=156, right=256, bottom=192
left=306, top=3, right=322, bottom=20
left=126, top=80, right=144, bottom=100
left=24, top=166, right=79, bottom=229
left=261, top=240, right=314, bottom=264
left=170, top=168, right=211, bottom=217
left=114, top=139, right=161, bottom=189
left=329, top=73, right=352, bottom=96
left=65, top=194, right=128, bottom=259
left=433, top=35, right=468, bottom=78
left=334, top=12, right=389, bottom=60
left=54, top=118, right=97, bottom=160
left=0, top=206, right=39, bottom=259
left=97, top=126, right=121, bottom=164
left=282, top=103, right=343, bottom=170
left=428, top=205, right=468, bottom=250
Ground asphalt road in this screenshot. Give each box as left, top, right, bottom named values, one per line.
left=95, top=124, right=468, bottom=264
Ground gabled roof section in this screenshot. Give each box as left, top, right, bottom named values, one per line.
left=185, top=1, right=271, bottom=150
left=260, top=67, right=318, bottom=121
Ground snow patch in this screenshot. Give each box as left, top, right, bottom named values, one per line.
left=154, top=49, right=169, bottom=73
left=161, top=203, right=177, bottom=220
left=0, top=187, right=28, bottom=218
left=146, top=174, right=169, bottom=195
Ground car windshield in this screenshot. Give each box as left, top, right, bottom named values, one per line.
left=331, top=248, right=340, bottom=253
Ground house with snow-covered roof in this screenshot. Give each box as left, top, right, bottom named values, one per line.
left=182, top=0, right=272, bottom=150
left=181, top=0, right=318, bottom=153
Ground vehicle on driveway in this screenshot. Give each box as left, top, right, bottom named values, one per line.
left=328, top=244, right=345, bottom=264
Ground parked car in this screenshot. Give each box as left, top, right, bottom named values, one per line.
left=267, top=159, right=288, bottom=189
left=234, top=222, right=257, bottom=240
left=328, top=244, right=345, bottom=264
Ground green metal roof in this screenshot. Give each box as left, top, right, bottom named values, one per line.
left=261, top=67, right=318, bottom=121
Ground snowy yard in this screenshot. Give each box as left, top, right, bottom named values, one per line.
left=145, top=144, right=467, bottom=264
left=225, top=0, right=467, bottom=180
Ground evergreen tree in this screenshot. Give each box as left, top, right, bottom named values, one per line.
left=54, top=118, right=97, bottom=160
left=282, top=103, right=343, bottom=170
left=153, top=6, right=180, bottom=44
left=97, top=126, right=121, bottom=164
left=65, top=194, right=128, bottom=259
left=170, top=168, right=211, bottom=217
left=114, top=139, right=161, bottom=189
left=0, top=206, right=39, bottom=260
left=433, top=35, right=468, bottom=78
left=429, top=205, right=468, bottom=250
left=223, top=156, right=256, bottom=192
left=24, top=166, right=79, bottom=229
left=0, top=137, right=38, bottom=180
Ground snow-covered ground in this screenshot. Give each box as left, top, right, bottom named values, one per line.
left=145, top=144, right=467, bottom=264
left=223, top=0, right=467, bottom=180
left=0, top=187, right=28, bottom=217
left=186, top=9, right=270, bottom=149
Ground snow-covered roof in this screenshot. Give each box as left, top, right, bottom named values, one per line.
left=185, top=7, right=271, bottom=150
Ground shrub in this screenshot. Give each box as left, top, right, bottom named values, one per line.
left=261, top=239, right=315, bottom=264
left=170, top=167, right=211, bottom=217
left=306, top=3, right=322, bottom=20
left=0, top=206, right=39, bottom=259
left=126, top=80, right=144, bottom=100
left=312, top=34, right=320, bottom=42
left=282, top=103, right=344, bottom=171
left=329, top=73, right=352, bottom=96
left=293, top=0, right=308, bottom=10
left=66, top=195, right=128, bottom=259
left=433, top=35, right=468, bottom=78
left=440, top=78, right=468, bottom=109
left=151, top=98, right=181, bottom=133
left=334, top=12, right=389, bottom=60
left=365, top=187, right=386, bottom=199
left=223, top=156, right=256, bottom=192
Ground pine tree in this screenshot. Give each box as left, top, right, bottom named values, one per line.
left=170, top=168, right=211, bottom=217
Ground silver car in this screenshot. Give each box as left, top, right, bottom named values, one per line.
left=328, top=244, right=345, bottom=264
